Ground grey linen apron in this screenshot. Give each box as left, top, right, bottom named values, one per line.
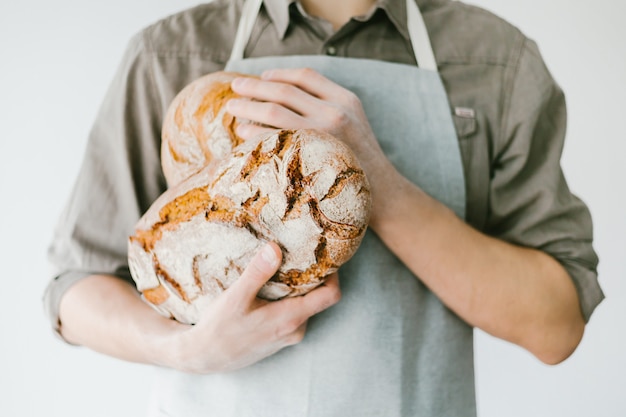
left=148, top=1, right=475, bottom=416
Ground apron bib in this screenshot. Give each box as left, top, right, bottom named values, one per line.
left=149, top=1, right=475, bottom=416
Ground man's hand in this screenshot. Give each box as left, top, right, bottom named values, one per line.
left=163, top=242, right=341, bottom=374
left=226, top=68, right=393, bottom=183
left=226, top=67, right=585, bottom=364
left=59, top=242, right=341, bottom=374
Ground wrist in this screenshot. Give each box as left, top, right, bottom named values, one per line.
left=155, top=320, right=227, bottom=374
left=367, top=164, right=428, bottom=228
left=143, top=317, right=191, bottom=371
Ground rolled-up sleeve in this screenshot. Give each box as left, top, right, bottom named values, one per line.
left=486, top=39, right=604, bottom=322
left=43, top=32, right=166, bottom=337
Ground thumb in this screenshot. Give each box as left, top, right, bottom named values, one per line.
left=229, top=242, right=282, bottom=304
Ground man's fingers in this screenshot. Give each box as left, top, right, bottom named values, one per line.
left=230, top=76, right=320, bottom=116
left=228, top=242, right=282, bottom=305
left=301, top=272, right=342, bottom=317
left=260, top=68, right=347, bottom=103
left=235, top=123, right=277, bottom=141
left=227, top=98, right=304, bottom=131
left=283, top=321, right=308, bottom=346
left=270, top=272, right=342, bottom=322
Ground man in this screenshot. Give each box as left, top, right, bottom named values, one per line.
left=45, top=0, right=604, bottom=415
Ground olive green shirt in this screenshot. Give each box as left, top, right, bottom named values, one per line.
left=45, top=0, right=603, bottom=337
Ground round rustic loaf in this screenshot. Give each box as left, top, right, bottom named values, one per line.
left=129, top=129, right=371, bottom=324
left=161, top=71, right=252, bottom=187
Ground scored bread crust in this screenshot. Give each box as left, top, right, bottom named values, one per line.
left=161, top=71, right=253, bottom=187
left=129, top=71, right=371, bottom=324
left=129, top=129, right=371, bottom=324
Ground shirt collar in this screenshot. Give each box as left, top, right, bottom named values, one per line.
left=371, top=0, right=441, bottom=40
left=262, top=0, right=292, bottom=40
left=376, top=0, right=409, bottom=40
left=262, top=0, right=433, bottom=41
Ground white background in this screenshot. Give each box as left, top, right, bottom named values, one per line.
left=0, top=0, right=624, bottom=416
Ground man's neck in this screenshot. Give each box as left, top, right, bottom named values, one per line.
left=299, top=0, right=377, bottom=30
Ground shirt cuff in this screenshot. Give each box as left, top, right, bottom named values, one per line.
left=560, top=259, right=604, bottom=322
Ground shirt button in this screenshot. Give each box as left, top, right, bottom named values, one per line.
left=326, top=46, right=337, bottom=56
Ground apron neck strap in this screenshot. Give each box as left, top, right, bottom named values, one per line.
left=228, top=0, right=438, bottom=71
left=405, top=0, right=437, bottom=71
left=229, top=0, right=264, bottom=65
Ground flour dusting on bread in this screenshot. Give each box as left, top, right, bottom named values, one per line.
left=129, top=72, right=371, bottom=324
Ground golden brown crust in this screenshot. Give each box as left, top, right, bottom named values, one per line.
left=129, top=72, right=371, bottom=324
left=142, top=285, right=169, bottom=305
left=161, top=72, right=256, bottom=186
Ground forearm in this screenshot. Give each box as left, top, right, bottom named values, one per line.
left=224, top=68, right=587, bottom=363
left=56, top=244, right=342, bottom=374
left=369, top=164, right=584, bottom=364
left=58, top=274, right=182, bottom=367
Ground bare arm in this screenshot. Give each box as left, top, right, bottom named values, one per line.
left=58, top=243, right=341, bottom=373
left=227, top=68, right=584, bottom=364
left=368, top=162, right=584, bottom=364
left=59, top=273, right=179, bottom=366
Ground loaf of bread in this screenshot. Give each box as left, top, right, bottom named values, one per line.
left=161, top=71, right=250, bottom=187
left=128, top=72, right=371, bottom=324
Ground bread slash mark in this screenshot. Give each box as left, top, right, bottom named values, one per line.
left=130, top=187, right=237, bottom=253
left=320, top=168, right=363, bottom=201
left=153, top=255, right=190, bottom=303
left=277, top=237, right=336, bottom=286
left=308, top=200, right=364, bottom=240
